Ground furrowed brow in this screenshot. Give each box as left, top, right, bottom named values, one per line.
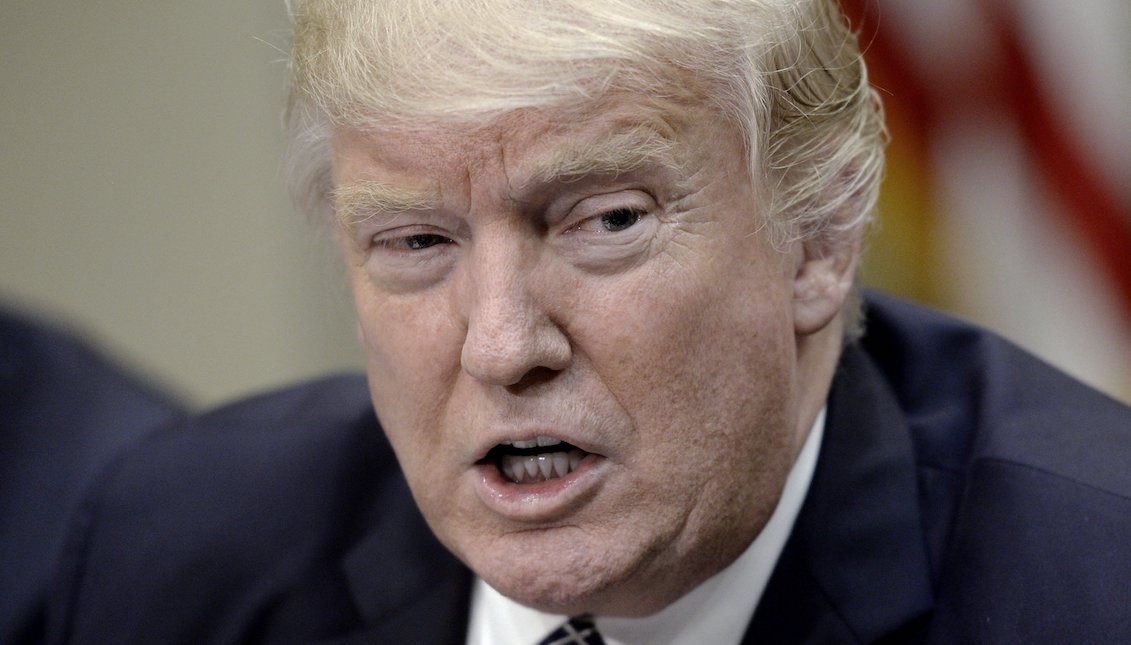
left=528, top=125, right=686, bottom=190
left=332, top=181, right=443, bottom=233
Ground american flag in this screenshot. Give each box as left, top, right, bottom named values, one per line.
left=841, top=0, right=1131, bottom=402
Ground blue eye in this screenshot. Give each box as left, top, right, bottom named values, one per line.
left=599, top=208, right=641, bottom=232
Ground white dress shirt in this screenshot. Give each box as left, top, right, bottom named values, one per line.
left=466, top=408, right=826, bottom=645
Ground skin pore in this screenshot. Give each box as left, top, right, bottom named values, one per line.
left=331, top=90, right=857, bottom=617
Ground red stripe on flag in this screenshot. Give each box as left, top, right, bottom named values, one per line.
left=840, top=0, right=1131, bottom=323
left=982, top=0, right=1131, bottom=322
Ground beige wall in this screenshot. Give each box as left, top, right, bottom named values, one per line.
left=1, top=1, right=362, bottom=407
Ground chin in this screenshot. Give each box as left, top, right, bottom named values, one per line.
left=467, top=532, right=630, bottom=613
left=467, top=529, right=691, bottom=617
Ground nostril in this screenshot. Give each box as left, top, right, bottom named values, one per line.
left=507, top=365, right=561, bottom=394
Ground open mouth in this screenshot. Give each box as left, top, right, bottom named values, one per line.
left=483, top=436, right=589, bottom=484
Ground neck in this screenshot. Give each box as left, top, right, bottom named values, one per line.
left=791, top=318, right=844, bottom=461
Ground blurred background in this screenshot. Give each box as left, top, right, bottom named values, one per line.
left=843, top=0, right=1131, bottom=404
left=2, top=0, right=1129, bottom=408
left=1, top=0, right=362, bottom=408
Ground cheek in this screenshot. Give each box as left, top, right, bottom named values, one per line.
left=353, top=271, right=456, bottom=391
left=350, top=278, right=463, bottom=471
left=585, top=252, right=796, bottom=431
left=575, top=243, right=798, bottom=520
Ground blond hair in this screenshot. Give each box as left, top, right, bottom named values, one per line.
left=285, top=0, right=884, bottom=252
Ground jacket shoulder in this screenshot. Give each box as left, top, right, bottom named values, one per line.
left=47, top=374, right=410, bottom=644
left=860, top=294, right=1131, bottom=641
left=1, top=308, right=186, bottom=645
left=861, top=291, right=1131, bottom=494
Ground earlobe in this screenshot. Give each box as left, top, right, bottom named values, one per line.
left=792, top=230, right=863, bottom=336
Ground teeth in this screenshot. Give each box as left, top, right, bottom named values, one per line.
left=551, top=453, right=569, bottom=478
left=498, top=448, right=587, bottom=484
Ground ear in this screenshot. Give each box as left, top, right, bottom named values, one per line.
left=792, top=226, right=864, bottom=336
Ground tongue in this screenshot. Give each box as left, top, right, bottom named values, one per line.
left=499, top=449, right=585, bottom=484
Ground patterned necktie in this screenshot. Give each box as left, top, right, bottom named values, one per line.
left=537, top=614, right=606, bottom=645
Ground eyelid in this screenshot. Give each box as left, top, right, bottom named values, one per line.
left=353, top=209, right=460, bottom=243
left=559, top=189, right=655, bottom=231
left=365, top=223, right=457, bottom=254
left=350, top=213, right=407, bottom=248
left=359, top=229, right=458, bottom=294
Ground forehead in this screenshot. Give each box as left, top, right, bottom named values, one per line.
left=331, top=90, right=720, bottom=188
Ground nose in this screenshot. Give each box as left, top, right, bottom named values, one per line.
left=459, top=244, right=571, bottom=389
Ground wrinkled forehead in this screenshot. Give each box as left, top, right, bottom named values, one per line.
left=332, top=89, right=697, bottom=171
left=328, top=91, right=721, bottom=227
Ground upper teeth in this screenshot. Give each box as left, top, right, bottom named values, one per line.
left=502, top=436, right=562, bottom=450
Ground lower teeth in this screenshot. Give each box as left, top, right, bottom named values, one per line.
left=499, top=449, right=584, bottom=484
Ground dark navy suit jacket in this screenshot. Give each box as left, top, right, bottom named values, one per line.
left=43, top=295, right=1131, bottom=643
left=0, top=308, right=184, bottom=644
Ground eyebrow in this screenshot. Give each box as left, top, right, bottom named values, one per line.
left=333, top=124, right=686, bottom=232
left=332, top=181, right=443, bottom=233
left=526, top=124, right=686, bottom=192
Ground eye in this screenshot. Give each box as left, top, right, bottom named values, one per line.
left=400, top=233, right=452, bottom=250
left=555, top=190, right=658, bottom=272
left=598, top=207, right=641, bottom=233
left=373, top=232, right=454, bottom=252
left=361, top=228, right=458, bottom=293
left=570, top=206, right=646, bottom=235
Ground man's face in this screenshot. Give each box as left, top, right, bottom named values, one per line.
left=332, top=93, right=830, bottom=615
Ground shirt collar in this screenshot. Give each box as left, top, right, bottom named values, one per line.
left=466, top=408, right=826, bottom=645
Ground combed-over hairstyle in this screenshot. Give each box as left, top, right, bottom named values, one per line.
left=284, top=0, right=884, bottom=255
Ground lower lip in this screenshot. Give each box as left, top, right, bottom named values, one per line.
left=472, top=453, right=609, bottom=522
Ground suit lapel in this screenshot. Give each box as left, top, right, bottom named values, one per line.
left=743, top=345, right=935, bottom=643
left=324, top=469, right=473, bottom=645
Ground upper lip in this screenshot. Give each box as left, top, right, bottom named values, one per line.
left=472, top=429, right=599, bottom=464
left=499, top=435, right=568, bottom=450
